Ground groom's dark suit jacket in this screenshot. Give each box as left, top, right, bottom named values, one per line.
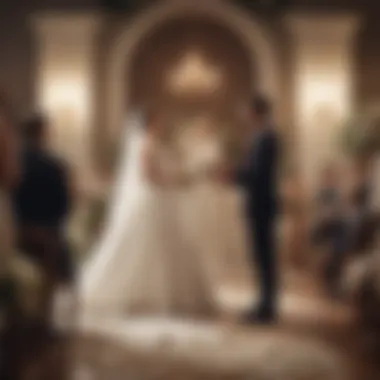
left=235, top=126, right=279, bottom=312
left=236, top=126, right=279, bottom=220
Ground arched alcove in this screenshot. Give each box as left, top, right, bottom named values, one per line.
left=128, top=16, right=253, bottom=133
left=105, top=0, right=280, bottom=138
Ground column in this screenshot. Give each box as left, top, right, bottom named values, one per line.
left=286, top=14, right=360, bottom=190
left=31, top=13, right=103, bottom=183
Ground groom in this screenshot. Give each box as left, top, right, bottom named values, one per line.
left=223, top=95, right=279, bottom=323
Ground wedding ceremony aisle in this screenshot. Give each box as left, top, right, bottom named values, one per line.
left=22, top=272, right=380, bottom=380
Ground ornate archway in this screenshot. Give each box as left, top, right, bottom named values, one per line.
left=106, top=0, right=280, bottom=138
left=128, top=16, right=253, bottom=135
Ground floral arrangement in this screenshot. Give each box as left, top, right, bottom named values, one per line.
left=340, top=104, right=380, bottom=157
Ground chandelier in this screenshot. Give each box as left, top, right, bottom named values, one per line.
left=167, top=52, right=222, bottom=95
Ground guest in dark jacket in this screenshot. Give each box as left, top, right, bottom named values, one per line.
left=12, top=115, right=74, bottom=326
left=312, top=161, right=375, bottom=295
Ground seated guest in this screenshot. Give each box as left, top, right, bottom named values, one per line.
left=313, top=159, right=377, bottom=295
left=312, top=163, right=345, bottom=244
left=311, top=163, right=348, bottom=293
left=346, top=157, right=375, bottom=251
left=12, top=115, right=74, bottom=330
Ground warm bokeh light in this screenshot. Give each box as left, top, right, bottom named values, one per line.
left=38, top=74, right=89, bottom=169
left=167, top=52, right=222, bottom=95
left=295, top=68, right=351, bottom=189
left=41, top=76, right=88, bottom=118
left=298, top=74, right=349, bottom=123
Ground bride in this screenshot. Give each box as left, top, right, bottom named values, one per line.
left=79, top=110, right=218, bottom=317
left=177, top=120, right=253, bottom=291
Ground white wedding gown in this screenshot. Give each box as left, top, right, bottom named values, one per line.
left=79, top=118, right=217, bottom=317
left=179, top=132, right=253, bottom=296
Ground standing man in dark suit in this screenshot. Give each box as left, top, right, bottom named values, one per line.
left=12, top=115, right=74, bottom=331
left=229, top=95, right=279, bottom=323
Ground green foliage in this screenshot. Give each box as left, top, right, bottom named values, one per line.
left=339, top=107, right=380, bottom=158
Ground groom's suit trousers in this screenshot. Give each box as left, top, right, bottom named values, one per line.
left=248, top=212, right=277, bottom=312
